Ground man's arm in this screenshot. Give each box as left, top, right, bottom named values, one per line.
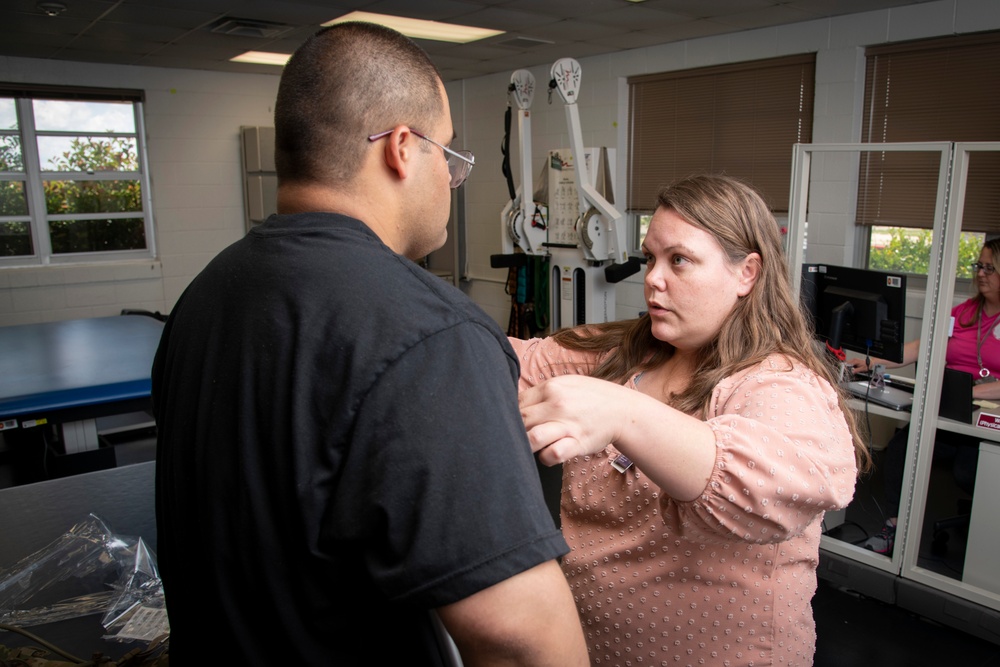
left=436, top=560, right=588, bottom=667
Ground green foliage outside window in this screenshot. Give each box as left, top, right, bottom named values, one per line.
left=45, top=136, right=145, bottom=254
left=0, top=134, right=22, bottom=171
left=46, top=135, right=142, bottom=217
left=0, top=135, right=29, bottom=255
left=0, top=220, right=30, bottom=256
left=0, top=181, right=27, bottom=216
left=868, top=227, right=983, bottom=279
left=1, top=134, right=145, bottom=256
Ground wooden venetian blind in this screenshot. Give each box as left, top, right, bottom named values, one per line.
left=0, top=82, right=144, bottom=102
left=857, top=32, right=1000, bottom=231
left=627, top=54, right=814, bottom=213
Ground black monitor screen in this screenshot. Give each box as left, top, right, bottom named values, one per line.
left=800, top=263, right=907, bottom=364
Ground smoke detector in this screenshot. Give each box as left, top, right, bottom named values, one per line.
left=37, top=2, right=67, bottom=17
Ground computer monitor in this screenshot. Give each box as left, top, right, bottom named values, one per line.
left=800, top=263, right=907, bottom=364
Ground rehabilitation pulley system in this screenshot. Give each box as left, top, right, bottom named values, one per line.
left=548, top=57, right=640, bottom=285
left=491, top=58, right=641, bottom=331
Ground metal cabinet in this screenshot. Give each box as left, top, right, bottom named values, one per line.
left=240, top=126, right=278, bottom=232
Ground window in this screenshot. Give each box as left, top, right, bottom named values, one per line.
left=858, top=32, right=1000, bottom=277
left=627, top=54, right=815, bottom=246
left=0, top=85, right=152, bottom=266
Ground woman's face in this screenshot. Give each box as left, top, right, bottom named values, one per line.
left=642, top=206, right=758, bottom=352
left=975, top=247, right=1000, bottom=299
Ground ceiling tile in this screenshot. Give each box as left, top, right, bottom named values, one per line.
left=423, top=7, right=563, bottom=32
left=502, top=0, right=630, bottom=19
left=364, top=0, right=489, bottom=21
left=85, top=22, right=191, bottom=43
left=520, top=18, right=629, bottom=42
left=587, top=5, right=702, bottom=30
left=711, top=4, right=821, bottom=30
left=103, top=4, right=227, bottom=29
left=637, top=0, right=777, bottom=16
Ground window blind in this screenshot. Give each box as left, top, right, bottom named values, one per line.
left=0, top=83, right=144, bottom=103
left=858, top=32, right=1000, bottom=231
left=627, top=54, right=815, bottom=213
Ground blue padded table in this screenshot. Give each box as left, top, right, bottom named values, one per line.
left=0, top=315, right=164, bottom=484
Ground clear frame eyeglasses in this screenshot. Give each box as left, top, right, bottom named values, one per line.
left=368, top=129, right=475, bottom=189
left=971, top=262, right=997, bottom=276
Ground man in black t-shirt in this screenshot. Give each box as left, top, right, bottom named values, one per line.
left=152, top=21, right=587, bottom=666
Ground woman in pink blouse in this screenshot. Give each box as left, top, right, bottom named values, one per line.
left=514, top=174, right=868, bottom=666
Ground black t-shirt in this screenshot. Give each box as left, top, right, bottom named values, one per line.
left=152, top=213, right=567, bottom=665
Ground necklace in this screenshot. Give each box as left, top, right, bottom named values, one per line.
left=975, top=308, right=1000, bottom=379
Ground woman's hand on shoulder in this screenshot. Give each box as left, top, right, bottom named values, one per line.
left=519, top=375, right=631, bottom=466
left=521, top=373, right=717, bottom=499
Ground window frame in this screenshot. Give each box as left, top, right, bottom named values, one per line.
left=0, top=87, right=154, bottom=267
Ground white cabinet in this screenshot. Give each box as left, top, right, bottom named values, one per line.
left=964, top=441, right=1000, bottom=591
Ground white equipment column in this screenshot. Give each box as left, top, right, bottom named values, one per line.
left=548, top=58, right=639, bottom=327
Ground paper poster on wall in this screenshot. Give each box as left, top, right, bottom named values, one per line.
left=547, top=148, right=595, bottom=247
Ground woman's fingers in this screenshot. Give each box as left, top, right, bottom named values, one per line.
left=519, top=376, right=616, bottom=462
left=535, top=438, right=577, bottom=467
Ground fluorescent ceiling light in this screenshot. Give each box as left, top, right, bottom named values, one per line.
left=323, top=11, right=503, bottom=43
left=231, top=51, right=292, bottom=66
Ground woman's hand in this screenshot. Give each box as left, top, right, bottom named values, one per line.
left=844, top=356, right=873, bottom=374
left=518, top=375, right=632, bottom=466
left=521, top=374, right=717, bottom=500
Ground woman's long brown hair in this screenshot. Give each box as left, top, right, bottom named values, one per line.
left=551, top=174, right=870, bottom=474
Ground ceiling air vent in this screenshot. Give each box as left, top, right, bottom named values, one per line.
left=496, top=36, right=555, bottom=49
left=209, top=18, right=293, bottom=39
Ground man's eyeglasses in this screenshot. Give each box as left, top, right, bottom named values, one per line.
left=368, top=129, right=475, bottom=189
left=971, top=262, right=996, bottom=276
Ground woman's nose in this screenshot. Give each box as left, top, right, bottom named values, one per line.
left=644, top=265, right=665, bottom=290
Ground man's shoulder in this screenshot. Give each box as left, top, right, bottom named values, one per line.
left=386, top=274, right=509, bottom=351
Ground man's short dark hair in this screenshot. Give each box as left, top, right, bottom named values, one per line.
left=274, top=22, right=443, bottom=187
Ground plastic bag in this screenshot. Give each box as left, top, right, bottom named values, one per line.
left=0, top=513, right=167, bottom=642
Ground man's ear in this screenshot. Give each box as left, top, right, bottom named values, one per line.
left=381, top=126, right=413, bottom=181
left=736, top=252, right=761, bottom=297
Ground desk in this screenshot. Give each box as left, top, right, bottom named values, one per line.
left=0, top=316, right=164, bottom=485
left=0, top=463, right=160, bottom=654
left=848, top=397, right=912, bottom=422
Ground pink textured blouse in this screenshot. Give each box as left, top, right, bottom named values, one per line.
left=511, top=337, right=858, bottom=666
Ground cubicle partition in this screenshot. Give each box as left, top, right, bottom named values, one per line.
left=788, top=142, right=1000, bottom=644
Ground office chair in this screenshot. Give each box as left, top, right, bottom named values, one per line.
left=930, top=444, right=978, bottom=557
left=120, top=308, right=168, bottom=321
left=429, top=611, right=464, bottom=666
left=931, top=499, right=972, bottom=556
